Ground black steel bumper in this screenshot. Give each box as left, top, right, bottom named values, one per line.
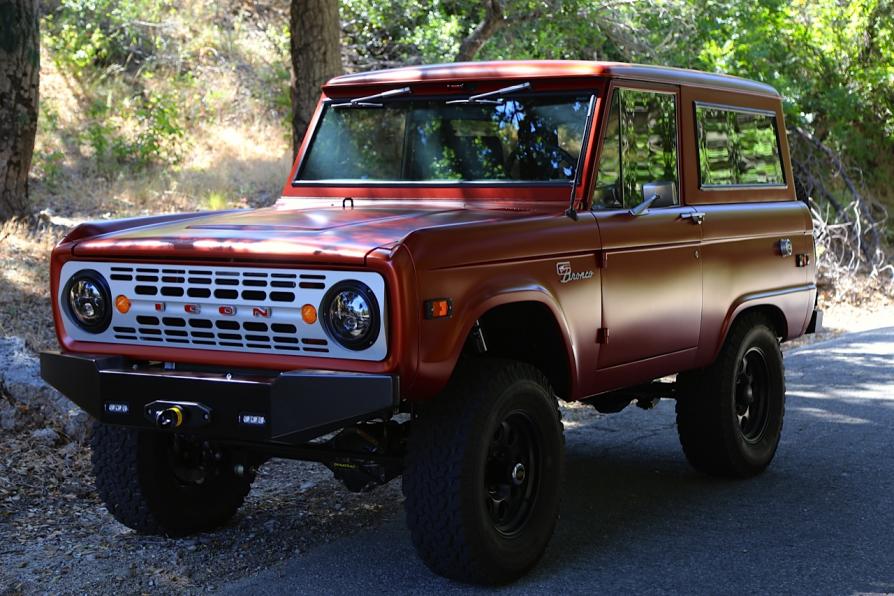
left=39, top=351, right=398, bottom=445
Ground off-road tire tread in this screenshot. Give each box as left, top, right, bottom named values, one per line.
left=675, top=313, right=786, bottom=477
left=402, top=358, right=564, bottom=584
left=91, top=423, right=251, bottom=537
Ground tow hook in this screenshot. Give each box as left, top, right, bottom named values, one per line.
left=156, top=405, right=184, bottom=429
left=145, top=400, right=212, bottom=430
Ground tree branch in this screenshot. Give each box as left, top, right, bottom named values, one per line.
left=456, top=0, right=505, bottom=62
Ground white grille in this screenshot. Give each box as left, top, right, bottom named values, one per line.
left=58, top=261, right=388, bottom=361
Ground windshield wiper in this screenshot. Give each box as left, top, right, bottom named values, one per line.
left=445, top=81, right=532, bottom=105
left=333, top=86, right=412, bottom=109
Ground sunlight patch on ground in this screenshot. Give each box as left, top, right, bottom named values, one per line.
left=789, top=341, right=894, bottom=361
left=843, top=386, right=894, bottom=401
left=789, top=406, right=873, bottom=425
left=785, top=389, right=830, bottom=399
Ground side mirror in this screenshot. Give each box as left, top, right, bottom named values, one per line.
left=645, top=181, right=677, bottom=207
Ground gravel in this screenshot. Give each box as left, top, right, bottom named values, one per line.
left=0, top=337, right=89, bottom=442
left=0, top=390, right=602, bottom=595
left=0, top=421, right=403, bottom=595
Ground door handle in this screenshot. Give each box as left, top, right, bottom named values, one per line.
left=680, top=212, right=705, bottom=224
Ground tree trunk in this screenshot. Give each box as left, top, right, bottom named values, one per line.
left=456, top=0, right=505, bottom=62
left=0, top=0, right=40, bottom=220
left=290, top=0, right=342, bottom=158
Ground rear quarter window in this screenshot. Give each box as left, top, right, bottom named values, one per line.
left=695, top=104, right=785, bottom=187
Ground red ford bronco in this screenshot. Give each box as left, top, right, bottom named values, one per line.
left=41, top=61, right=820, bottom=584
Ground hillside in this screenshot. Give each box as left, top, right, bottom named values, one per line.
left=2, top=0, right=892, bottom=352
left=3, top=0, right=294, bottom=351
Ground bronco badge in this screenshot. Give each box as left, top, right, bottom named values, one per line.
left=556, top=261, right=594, bottom=284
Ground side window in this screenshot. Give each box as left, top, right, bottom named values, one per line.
left=592, top=88, right=679, bottom=209
left=696, top=104, right=784, bottom=187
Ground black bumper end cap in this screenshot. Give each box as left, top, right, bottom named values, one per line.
left=806, top=309, right=823, bottom=334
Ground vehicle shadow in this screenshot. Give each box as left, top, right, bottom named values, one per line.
left=218, top=329, right=894, bottom=595
left=523, top=332, right=894, bottom=594
left=522, top=434, right=891, bottom=593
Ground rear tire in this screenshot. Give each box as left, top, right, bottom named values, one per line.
left=91, top=423, right=253, bottom=536
left=675, top=314, right=786, bottom=477
left=403, top=359, right=564, bottom=585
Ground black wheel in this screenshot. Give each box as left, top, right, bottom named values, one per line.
left=402, top=359, right=564, bottom=585
left=91, top=422, right=254, bottom=536
left=675, top=314, right=786, bottom=477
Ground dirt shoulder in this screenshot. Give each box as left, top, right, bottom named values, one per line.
left=0, top=399, right=600, bottom=595
left=0, top=422, right=405, bottom=595
left=784, top=293, right=894, bottom=350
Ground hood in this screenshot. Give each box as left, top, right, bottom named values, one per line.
left=70, top=201, right=535, bottom=264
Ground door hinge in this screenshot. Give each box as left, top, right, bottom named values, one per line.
left=596, top=328, right=610, bottom=344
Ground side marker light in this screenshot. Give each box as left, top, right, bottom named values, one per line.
left=424, top=298, right=453, bottom=319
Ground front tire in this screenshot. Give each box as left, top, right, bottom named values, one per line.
left=403, top=359, right=565, bottom=585
left=91, top=423, right=253, bottom=536
left=676, top=314, right=786, bottom=477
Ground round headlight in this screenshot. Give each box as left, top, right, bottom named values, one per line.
left=320, top=281, right=380, bottom=350
left=63, top=270, right=112, bottom=334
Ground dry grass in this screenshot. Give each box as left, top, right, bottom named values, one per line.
left=30, top=0, right=292, bottom=220
left=31, top=75, right=291, bottom=219
left=33, top=120, right=291, bottom=219
left=815, top=285, right=894, bottom=333
left=1, top=0, right=293, bottom=351
left=0, top=220, right=66, bottom=352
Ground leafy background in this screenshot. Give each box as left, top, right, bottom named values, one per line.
left=4, top=0, right=892, bottom=352
left=31, top=0, right=894, bottom=211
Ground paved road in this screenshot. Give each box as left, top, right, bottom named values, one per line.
left=221, top=328, right=894, bottom=595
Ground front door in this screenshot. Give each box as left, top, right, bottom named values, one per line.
left=591, top=84, right=702, bottom=369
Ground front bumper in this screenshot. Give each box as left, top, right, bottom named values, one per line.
left=40, top=351, right=398, bottom=445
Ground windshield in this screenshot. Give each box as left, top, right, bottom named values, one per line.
left=296, top=94, right=594, bottom=184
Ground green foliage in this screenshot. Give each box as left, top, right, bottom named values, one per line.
left=33, top=149, right=66, bottom=190
left=204, top=190, right=229, bottom=210
left=44, top=0, right=171, bottom=73
left=34, top=0, right=893, bottom=222
left=343, top=0, right=893, bottom=204
left=133, top=92, right=184, bottom=162
left=677, top=0, right=893, bottom=207
left=82, top=92, right=183, bottom=172
left=41, top=0, right=188, bottom=172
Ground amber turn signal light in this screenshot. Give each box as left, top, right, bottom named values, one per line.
left=424, top=298, right=452, bottom=319
left=115, top=295, right=131, bottom=314
left=301, top=304, right=318, bottom=324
